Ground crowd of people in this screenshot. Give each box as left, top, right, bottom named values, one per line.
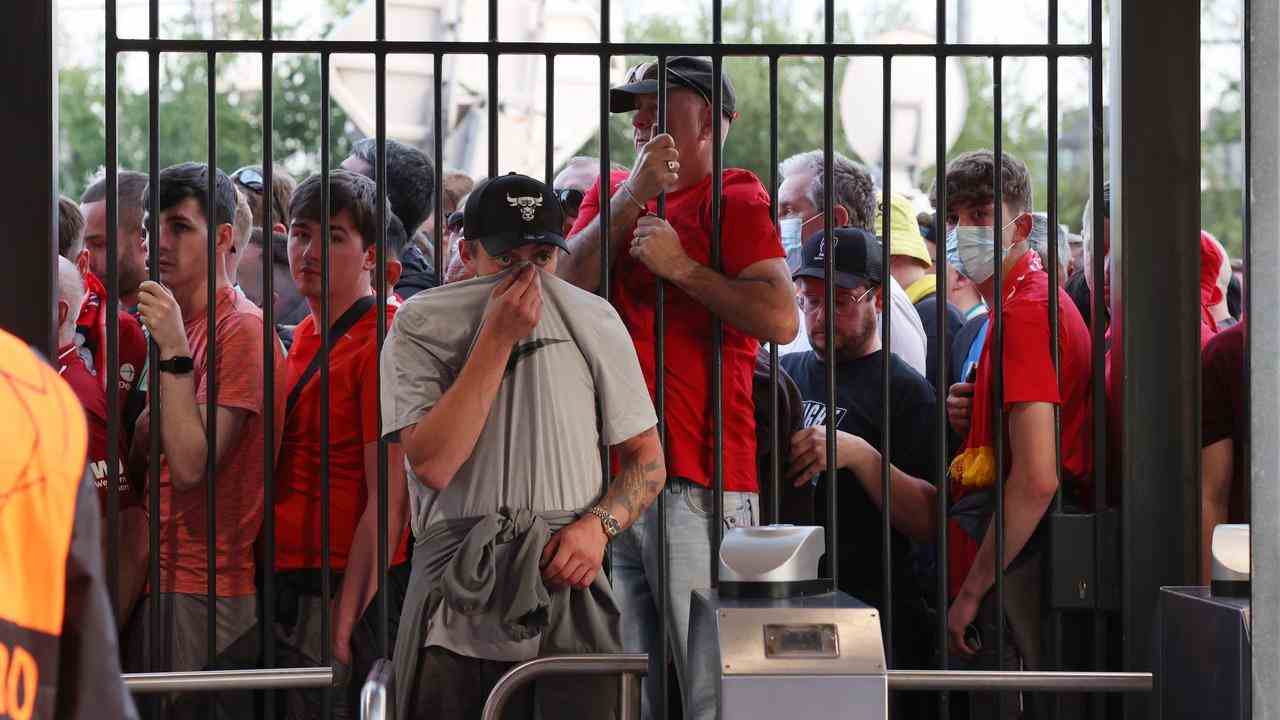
left=38, top=55, right=1248, bottom=720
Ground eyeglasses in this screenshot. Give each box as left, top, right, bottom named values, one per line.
left=797, top=284, right=878, bottom=316
left=231, top=166, right=265, bottom=193
left=555, top=188, right=585, bottom=216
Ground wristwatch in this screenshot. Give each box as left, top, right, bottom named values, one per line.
left=588, top=505, right=622, bottom=539
left=157, top=356, right=194, bottom=375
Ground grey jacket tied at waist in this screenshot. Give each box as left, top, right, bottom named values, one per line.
left=393, top=507, right=623, bottom=720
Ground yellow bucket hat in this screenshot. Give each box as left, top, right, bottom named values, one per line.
left=874, top=191, right=932, bottom=269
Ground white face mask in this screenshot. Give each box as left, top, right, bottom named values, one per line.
left=779, top=216, right=804, bottom=253
left=946, top=214, right=1025, bottom=284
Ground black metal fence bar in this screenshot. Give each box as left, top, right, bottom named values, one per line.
left=655, top=52, right=672, bottom=720
left=710, top=1, right=726, bottom=589
left=433, top=52, right=445, bottom=278
left=104, top=0, right=122, bottom=616
left=109, top=38, right=1099, bottom=57
left=992, top=55, right=1008, bottom=712
left=767, top=56, right=782, bottom=525
left=933, top=8, right=951, bottom=720
left=204, top=50, right=220, bottom=682
left=259, top=12, right=278, bottom=720
left=545, top=54, right=555, bottom=186
left=821, top=9, right=839, bottom=591
left=319, top=50, right=335, bottom=720
left=145, top=35, right=162, bottom=695
left=879, top=54, right=895, bottom=667
left=375, top=41, right=392, bottom=660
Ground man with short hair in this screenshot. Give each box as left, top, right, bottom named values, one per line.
left=231, top=164, right=297, bottom=235
left=80, top=170, right=152, bottom=308
left=862, top=149, right=1090, bottom=719
left=266, top=170, right=412, bottom=717
left=128, top=162, right=286, bottom=679
left=56, top=255, right=149, bottom=629
left=383, top=173, right=665, bottom=719
left=71, top=182, right=151, bottom=387
left=779, top=228, right=939, bottom=715
left=559, top=57, right=798, bottom=720
left=341, top=138, right=439, bottom=299
left=231, top=165, right=310, bottom=338
left=553, top=156, right=602, bottom=235
left=776, top=150, right=929, bottom=376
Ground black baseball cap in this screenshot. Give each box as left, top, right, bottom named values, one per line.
left=610, top=56, right=737, bottom=119
left=791, top=227, right=884, bottom=290
left=462, top=173, right=569, bottom=257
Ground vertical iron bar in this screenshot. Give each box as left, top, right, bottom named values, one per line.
left=320, top=51, right=334, bottom=720
left=1046, top=19, right=1067, bottom=718
left=1089, top=0, right=1109, bottom=707
left=880, top=55, right=895, bottom=669
left=146, top=1, right=162, bottom=689
left=545, top=54, right=555, bottom=186
left=597, top=17, right=611, bottom=495
left=768, top=56, right=781, bottom=524
left=655, top=53, right=671, bottom=720
left=992, top=54, right=1007, bottom=714
left=375, top=45, right=391, bottom=660
left=104, top=0, right=121, bottom=614
left=487, top=0, right=498, bottom=178
left=434, top=52, right=444, bottom=277
left=710, top=3, right=725, bottom=589
left=260, top=13, right=278, bottom=720
left=823, top=3, right=838, bottom=592
left=205, top=49, right=219, bottom=683
left=934, top=45, right=951, bottom=720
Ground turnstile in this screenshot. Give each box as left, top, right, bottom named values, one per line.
left=687, top=526, right=888, bottom=719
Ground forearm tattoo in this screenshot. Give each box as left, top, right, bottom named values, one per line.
left=602, top=454, right=664, bottom=529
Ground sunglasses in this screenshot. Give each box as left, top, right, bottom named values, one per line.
left=231, top=166, right=265, bottom=193
left=446, top=211, right=465, bottom=233
left=624, top=62, right=715, bottom=111
left=555, top=188, right=585, bottom=216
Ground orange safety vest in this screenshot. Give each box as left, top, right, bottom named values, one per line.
left=0, top=329, right=87, bottom=720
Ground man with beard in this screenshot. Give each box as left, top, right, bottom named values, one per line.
left=779, top=227, right=938, bottom=719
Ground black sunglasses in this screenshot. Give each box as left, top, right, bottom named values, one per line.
left=555, top=188, right=585, bottom=215
left=445, top=210, right=465, bottom=232
left=231, top=166, right=265, bottom=193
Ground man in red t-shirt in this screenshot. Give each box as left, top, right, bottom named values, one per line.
left=268, top=171, right=411, bottom=717
left=1200, top=318, right=1247, bottom=581
left=557, top=57, right=797, bottom=720
left=55, top=255, right=150, bottom=629
left=847, top=151, right=1092, bottom=719
left=60, top=191, right=150, bottom=439
left=129, top=163, right=286, bottom=682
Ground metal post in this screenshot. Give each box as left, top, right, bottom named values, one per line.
left=204, top=52, right=220, bottom=686
left=104, top=0, right=122, bottom=615
left=0, top=0, right=55, bottom=353
left=880, top=55, right=894, bottom=667
left=260, top=9, right=278, bottom=718
left=1249, top=0, right=1280, bottom=717
left=655, top=53, right=671, bottom=720
left=319, top=51, right=334, bottom=720
left=1111, top=0, right=1201, bottom=717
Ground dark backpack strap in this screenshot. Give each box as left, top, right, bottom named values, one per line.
left=285, top=295, right=377, bottom=419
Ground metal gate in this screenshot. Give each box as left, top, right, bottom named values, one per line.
left=62, top=0, right=1197, bottom=717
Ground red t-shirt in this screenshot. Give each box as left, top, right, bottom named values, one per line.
left=58, top=345, right=139, bottom=512
left=75, top=271, right=148, bottom=399
left=1201, top=320, right=1247, bottom=522
left=571, top=169, right=784, bottom=493
left=947, top=251, right=1094, bottom=599
left=275, top=302, right=409, bottom=572
left=156, top=287, right=286, bottom=596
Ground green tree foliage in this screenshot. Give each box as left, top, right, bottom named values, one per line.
left=59, top=2, right=356, bottom=200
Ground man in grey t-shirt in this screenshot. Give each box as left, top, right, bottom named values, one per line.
left=382, top=173, right=665, bottom=719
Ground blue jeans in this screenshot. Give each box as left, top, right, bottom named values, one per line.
left=610, top=477, right=758, bottom=720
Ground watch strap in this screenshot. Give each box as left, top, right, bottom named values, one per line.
left=158, top=356, right=194, bottom=374
left=588, top=505, right=621, bottom=539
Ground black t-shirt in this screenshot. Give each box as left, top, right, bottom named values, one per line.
left=780, top=349, right=938, bottom=617
left=949, top=312, right=988, bottom=387
left=914, top=294, right=965, bottom=387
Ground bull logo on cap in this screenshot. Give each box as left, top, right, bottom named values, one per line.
left=507, top=194, right=543, bottom=222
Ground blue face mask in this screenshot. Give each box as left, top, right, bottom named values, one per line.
left=779, top=216, right=804, bottom=254
left=946, top=214, right=1025, bottom=284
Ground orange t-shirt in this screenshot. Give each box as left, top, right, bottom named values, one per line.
left=157, top=287, right=286, bottom=596
left=275, top=302, right=409, bottom=572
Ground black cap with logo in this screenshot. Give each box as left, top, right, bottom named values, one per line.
left=610, top=56, right=737, bottom=119
left=463, top=173, right=569, bottom=257
left=790, top=227, right=884, bottom=289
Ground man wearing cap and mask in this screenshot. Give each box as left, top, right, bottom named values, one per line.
left=875, top=191, right=965, bottom=387
left=382, top=173, right=665, bottom=720
left=558, top=57, right=798, bottom=720
left=775, top=150, right=929, bottom=377
left=779, top=227, right=939, bottom=719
